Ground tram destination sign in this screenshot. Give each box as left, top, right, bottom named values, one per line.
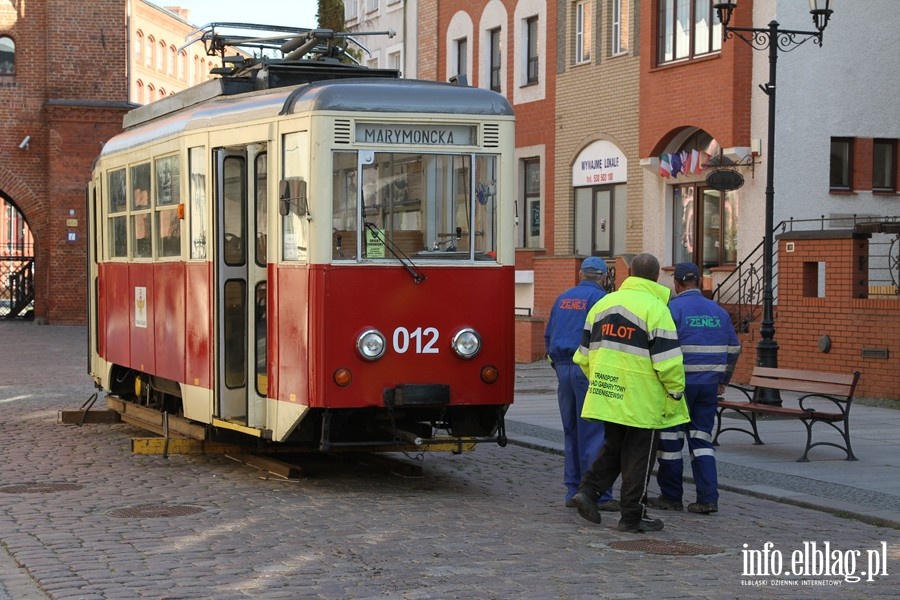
left=705, top=168, right=744, bottom=191
left=356, top=123, right=476, bottom=146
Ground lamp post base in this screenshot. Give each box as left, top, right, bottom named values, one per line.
left=755, top=338, right=781, bottom=405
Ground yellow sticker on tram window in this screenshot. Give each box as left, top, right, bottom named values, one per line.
left=366, top=229, right=385, bottom=258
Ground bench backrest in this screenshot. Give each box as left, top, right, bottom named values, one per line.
left=749, top=367, right=860, bottom=399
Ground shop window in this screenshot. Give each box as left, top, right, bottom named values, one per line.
left=673, top=184, right=737, bottom=268
left=657, top=0, right=721, bottom=65
left=830, top=137, right=852, bottom=191
left=0, top=35, right=14, bottom=75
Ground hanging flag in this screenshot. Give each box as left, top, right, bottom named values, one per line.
left=698, top=151, right=711, bottom=173
left=691, top=149, right=701, bottom=174
left=659, top=154, right=672, bottom=178
left=684, top=151, right=694, bottom=174
left=671, top=152, right=683, bottom=178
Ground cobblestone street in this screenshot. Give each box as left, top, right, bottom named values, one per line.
left=0, top=323, right=897, bottom=599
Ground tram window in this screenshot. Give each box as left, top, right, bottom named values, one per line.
left=332, top=152, right=358, bottom=259
left=189, top=147, right=208, bottom=259
left=108, top=169, right=126, bottom=213
left=344, top=152, right=498, bottom=261
left=107, top=168, right=128, bottom=258
left=157, top=209, right=181, bottom=257
left=255, top=282, right=267, bottom=396
left=255, top=153, right=268, bottom=265
left=223, top=279, right=246, bottom=389
left=130, top=163, right=152, bottom=258
left=109, top=216, right=127, bottom=258
left=281, top=132, right=308, bottom=262
left=155, top=155, right=180, bottom=206
left=222, top=156, right=246, bottom=266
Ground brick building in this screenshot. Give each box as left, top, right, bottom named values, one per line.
left=0, top=0, right=213, bottom=323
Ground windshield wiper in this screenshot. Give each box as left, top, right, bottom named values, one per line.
left=362, top=221, right=426, bottom=284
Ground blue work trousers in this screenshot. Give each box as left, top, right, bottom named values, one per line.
left=555, top=363, right=611, bottom=502
left=656, top=383, right=719, bottom=505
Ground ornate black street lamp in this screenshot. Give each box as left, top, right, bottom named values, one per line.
left=714, top=0, right=835, bottom=404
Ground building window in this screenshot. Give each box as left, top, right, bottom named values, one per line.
left=612, top=0, right=629, bottom=55
left=525, top=17, right=539, bottom=84
left=388, top=50, right=401, bottom=73
left=178, top=50, right=187, bottom=81
left=366, top=0, right=378, bottom=14
left=455, top=37, right=468, bottom=79
left=575, top=1, right=592, bottom=64
left=145, top=36, right=154, bottom=67
left=134, top=32, right=143, bottom=63
left=345, top=0, right=358, bottom=20
left=673, top=184, right=737, bottom=268
left=873, top=139, right=897, bottom=193
left=135, top=80, right=144, bottom=104
left=519, top=159, right=541, bottom=247
left=830, top=138, right=853, bottom=191
left=657, top=0, right=721, bottom=65
left=489, top=28, right=502, bottom=92
left=168, top=45, right=176, bottom=77
left=158, top=40, right=166, bottom=72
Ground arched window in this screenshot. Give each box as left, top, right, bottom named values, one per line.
left=134, top=31, right=143, bottom=62
left=178, top=50, right=187, bottom=81
left=157, top=40, right=166, bottom=71
left=135, top=80, right=144, bottom=104
left=0, top=35, right=15, bottom=75
left=146, top=36, right=154, bottom=67
left=168, top=45, right=176, bottom=77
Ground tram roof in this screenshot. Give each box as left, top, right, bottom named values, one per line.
left=100, top=78, right=513, bottom=157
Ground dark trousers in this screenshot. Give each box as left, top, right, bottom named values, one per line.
left=578, top=422, right=659, bottom=525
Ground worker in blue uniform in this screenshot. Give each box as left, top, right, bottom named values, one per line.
left=544, top=256, right=617, bottom=510
left=649, top=262, right=742, bottom=514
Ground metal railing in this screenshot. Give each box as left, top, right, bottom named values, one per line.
left=713, top=214, right=900, bottom=331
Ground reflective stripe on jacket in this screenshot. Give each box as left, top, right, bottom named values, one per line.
left=669, top=289, right=742, bottom=386
left=574, top=276, right=689, bottom=429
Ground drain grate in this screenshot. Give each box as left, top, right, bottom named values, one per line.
left=0, top=483, right=84, bottom=494
left=108, top=504, right=205, bottom=518
left=607, top=540, right=723, bottom=556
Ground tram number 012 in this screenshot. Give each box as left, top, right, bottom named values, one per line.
left=392, top=327, right=439, bottom=354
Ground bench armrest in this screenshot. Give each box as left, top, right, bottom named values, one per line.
left=798, top=393, right=851, bottom=417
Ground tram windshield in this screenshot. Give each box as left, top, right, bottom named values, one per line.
left=331, top=151, right=498, bottom=262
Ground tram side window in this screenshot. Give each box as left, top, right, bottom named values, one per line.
left=332, top=152, right=358, bottom=259
left=107, top=168, right=128, bottom=258
left=189, top=147, right=208, bottom=259
left=155, top=155, right=182, bottom=257
left=130, top=162, right=152, bottom=258
left=255, top=153, right=268, bottom=265
left=281, top=132, right=309, bottom=262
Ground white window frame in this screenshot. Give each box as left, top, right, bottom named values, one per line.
left=575, top=1, right=591, bottom=65
left=612, top=0, right=628, bottom=55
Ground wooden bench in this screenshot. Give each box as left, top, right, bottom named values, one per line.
left=713, top=367, right=860, bottom=462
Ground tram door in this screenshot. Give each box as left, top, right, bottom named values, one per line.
left=214, top=145, right=268, bottom=427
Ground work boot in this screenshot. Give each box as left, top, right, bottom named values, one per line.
left=572, top=491, right=602, bottom=524
left=687, top=502, right=718, bottom=514
left=647, top=495, right=684, bottom=511
left=617, top=516, right=665, bottom=533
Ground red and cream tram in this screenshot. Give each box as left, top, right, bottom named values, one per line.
left=87, top=27, right=515, bottom=452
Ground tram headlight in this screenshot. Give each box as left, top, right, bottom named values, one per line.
left=357, top=329, right=386, bottom=361
left=451, top=328, right=482, bottom=359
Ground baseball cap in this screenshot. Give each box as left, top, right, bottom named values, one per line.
left=673, top=262, right=701, bottom=282
left=581, top=256, right=608, bottom=275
